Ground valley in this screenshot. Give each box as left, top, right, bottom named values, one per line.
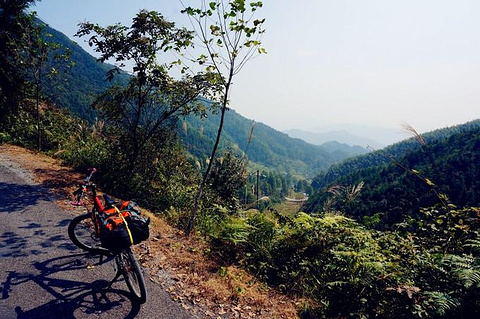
left=3, top=3, right=480, bottom=317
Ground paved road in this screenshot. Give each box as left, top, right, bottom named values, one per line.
left=0, top=158, right=194, bottom=318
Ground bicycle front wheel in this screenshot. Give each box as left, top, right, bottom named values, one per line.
left=68, top=213, right=109, bottom=254
left=118, top=247, right=147, bottom=304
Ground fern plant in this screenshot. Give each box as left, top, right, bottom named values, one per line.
left=417, top=291, right=461, bottom=317
left=441, top=253, right=480, bottom=289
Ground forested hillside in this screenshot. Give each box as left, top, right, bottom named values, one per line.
left=179, top=109, right=367, bottom=178
left=42, top=23, right=363, bottom=178
left=319, top=140, right=368, bottom=159
left=305, top=120, right=480, bottom=226
left=41, top=21, right=129, bottom=121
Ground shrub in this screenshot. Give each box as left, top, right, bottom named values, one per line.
left=58, top=120, right=112, bottom=171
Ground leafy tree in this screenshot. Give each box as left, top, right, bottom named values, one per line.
left=182, top=0, right=266, bottom=234
left=0, top=1, right=72, bottom=150
left=207, top=151, right=247, bottom=209
left=28, top=21, right=72, bottom=150
left=76, top=10, right=220, bottom=173
left=0, top=0, right=37, bottom=122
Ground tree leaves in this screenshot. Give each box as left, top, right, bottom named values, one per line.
left=76, top=10, right=222, bottom=173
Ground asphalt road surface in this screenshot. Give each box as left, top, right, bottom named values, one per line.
left=0, top=157, right=194, bottom=318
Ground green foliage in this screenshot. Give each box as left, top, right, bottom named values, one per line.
left=36, top=104, right=80, bottom=151
left=1, top=100, right=81, bottom=152
left=205, top=151, right=247, bottom=209
left=1, top=100, right=41, bottom=148
left=56, top=119, right=201, bottom=215
left=441, top=254, right=480, bottom=289
left=197, top=203, right=480, bottom=317
left=0, top=2, right=73, bottom=153
left=124, top=133, right=200, bottom=212
left=416, top=291, right=461, bottom=318
left=58, top=119, right=113, bottom=171
left=404, top=205, right=480, bottom=255
left=306, top=121, right=480, bottom=227
left=181, top=0, right=266, bottom=77
left=76, top=10, right=221, bottom=173
left=0, top=0, right=37, bottom=120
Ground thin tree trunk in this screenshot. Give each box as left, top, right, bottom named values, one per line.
left=36, top=84, right=41, bottom=151
left=186, top=79, right=231, bottom=236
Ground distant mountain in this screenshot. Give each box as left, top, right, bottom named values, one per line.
left=285, top=124, right=405, bottom=148
left=304, top=119, right=480, bottom=226
left=319, top=141, right=369, bottom=159
left=41, top=22, right=360, bottom=178
left=178, top=110, right=355, bottom=178
left=285, top=129, right=385, bottom=149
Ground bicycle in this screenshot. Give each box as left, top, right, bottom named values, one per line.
left=68, top=168, right=147, bottom=304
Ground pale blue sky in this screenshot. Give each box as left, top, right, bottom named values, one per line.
left=33, top=0, right=480, bottom=139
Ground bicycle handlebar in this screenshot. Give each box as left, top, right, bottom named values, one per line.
left=84, top=168, right=97, bottom=183
left=71, top=168, right=97, bottom=206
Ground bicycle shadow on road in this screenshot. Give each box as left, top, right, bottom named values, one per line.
left=1, top=253, right=142, bottom=319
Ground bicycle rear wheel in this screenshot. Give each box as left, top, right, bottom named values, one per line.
left=118, top=247, right=147, bottom=303
left=68, top=213, right=109, bottom=254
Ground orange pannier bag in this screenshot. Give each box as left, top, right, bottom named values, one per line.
left=103, top=210, right=132, bottom=231
left=102, top=201, right=131, bottom=215
left=102, top=201, right=132, bottom=231
left=99, top=200, right=149, bottom=254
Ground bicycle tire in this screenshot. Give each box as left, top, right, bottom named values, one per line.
left=119, top=247, right=147, bottom=303
left=68, top=213, right=109, bottom=254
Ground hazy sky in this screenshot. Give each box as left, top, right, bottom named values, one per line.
left=33, top=0, right=480, bottom=137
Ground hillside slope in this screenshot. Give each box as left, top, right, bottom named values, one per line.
left=41, top=21, right=129, bottom=121
left=179, top=109, right=350, bottom=177
left=305, top=119, right=480, bottom=226
left=42, top=22, right=362, bottom=178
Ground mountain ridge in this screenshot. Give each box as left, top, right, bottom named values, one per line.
left=304, top=119, right=480, bottom=226
left=285, top=128, right=398, bottom=149
left=41, top=21, right=363, bottom=178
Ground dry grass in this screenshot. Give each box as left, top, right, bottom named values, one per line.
left=401, top=122, right=426, bottom=146
left=273, top=201, right=303, bottom=218
left=0, top=144, right=301, bottom=318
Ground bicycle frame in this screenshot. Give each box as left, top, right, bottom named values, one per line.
left=72, top=168, right=133, bottom=238
left=71, top=168, right=107, bottom=237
